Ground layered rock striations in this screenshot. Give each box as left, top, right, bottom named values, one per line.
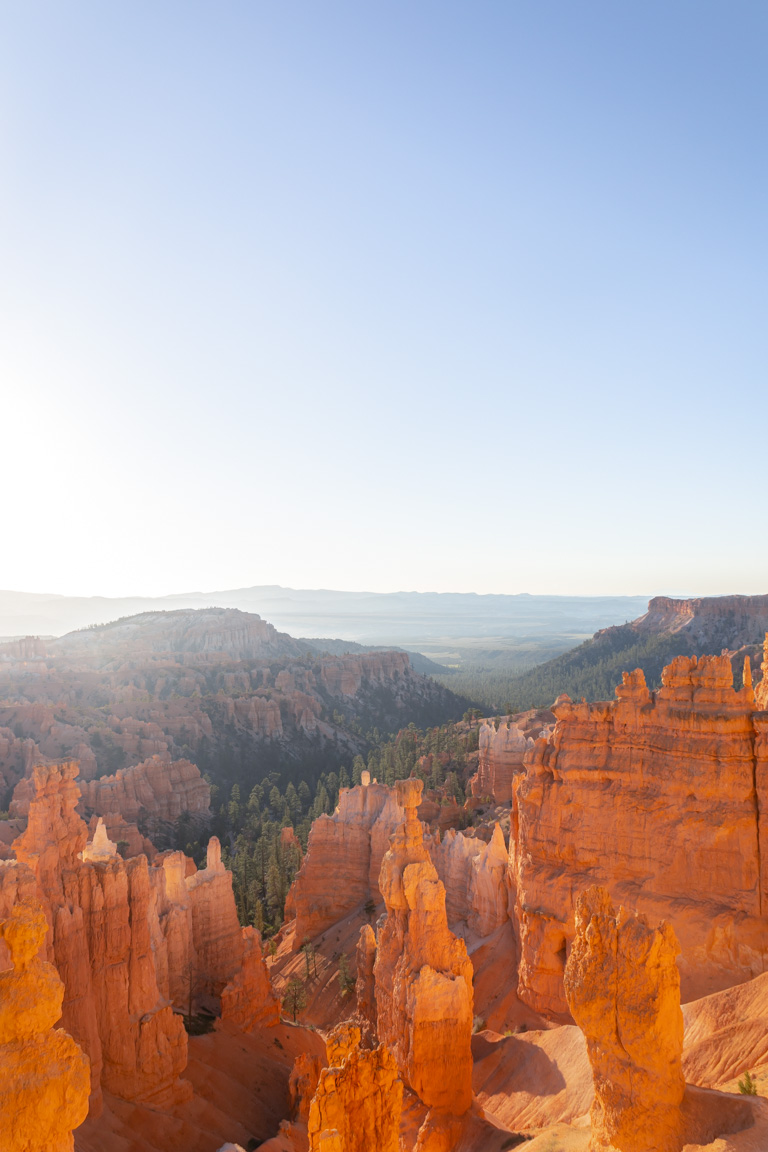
left=513, top=655, right=768, bottom=1016
left=220, top=926, right=280, bottom=1030
left=469, top=711, right=553, bottom=804
left=0, top=609, right=460, bottom=824
left=5, top=759, right=278, bottom=1120
left=307, top=1023, right=402, bottom=1152
left=374, top=778, right=474, bottom=1116
left=13, top=763, right=189, bottom=1110
left=288, top=773, right=512, bottom=949
left=78, top=754, right=211, bottom=827
left=288, top=779, right=405, bottom=942
left=0, top=898, right=90, bottom=1152
left=430, top=823, right=509, bottom=939
left=564, top=886, right=685, bottom=1152
left=635, top=595, right=768, bottom=643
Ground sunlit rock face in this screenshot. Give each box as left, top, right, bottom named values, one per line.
left=374, top=779, right=473, bottom=1116
left=0, top=897, right=90, bottom=1152
left=512, top=655, right=768, bottom=1017
left=12, top=761, right=189, bottom=1112
left=469, top=711, right=553, bottom=803
left=220, top=925, right=280, bottom=1030
left=287, top=780, right=405, bottom=943
left=307, top=1022, right=402, bottom=1152
left=564, top=886, right=684, bottom=1152
left=354, top=923, right=377, bottom=1035
left=430, top=822, right=509, bottom=939
left=7, top=761, right=279, bottom=1117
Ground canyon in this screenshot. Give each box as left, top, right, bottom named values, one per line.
left=0, top=607, right=463, bottom=818
left=506, top=592, right=768, bottom=709
left=2, top=617, right=768, bottom=1149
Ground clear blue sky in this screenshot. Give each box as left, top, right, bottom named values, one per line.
left=2, top=2, right=766, bottom=597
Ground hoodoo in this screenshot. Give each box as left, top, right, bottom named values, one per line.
left=0, top=898, right=90, bottom=1152
left=374, top=778, right=474, bottom=1116
left=564, top=886, right=685, bottom=1152
left=307, top=1022, right=403, bottom=1152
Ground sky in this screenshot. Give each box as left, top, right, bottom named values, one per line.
left=1, top=1, right=766, bottom=598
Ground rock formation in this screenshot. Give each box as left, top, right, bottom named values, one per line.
left=220, top=926, right=280, bottom=1030
left=0, top=898, right=90, bottom=1152
left=50, top=607, right=303, bottom=662
left=4, top=759, right=279, bottom=1122
left=12, top=761, right=190, bottom=1111
left=320, top=651, right=411, bottom=697
left=80, top=817, right=118, bottom=862
left=0, top=727, right=39, bottom=806
left=513, top=655, right=768, bottom=1016
left=756, top=633, right=768, bottom=709
left=635, top=595, right=768, bottom=644
left=78, top=754, right=211, bottom=827
left=374, top=778, right=473, bottom=1116
left=186, top=836, right=245, bottom=999
left=355, top=923, right=377, bottom=1033
left=307, top=1022, right=402, bottom=1152
left=564, top=886, right=685, bottom=1152
left=0, top=609, right=459, bottom=842
left=431, top=822, right=509, bottom=939
left=469, top=711, right=553, bottom=804
left=288, top=780, right=405, bottom=942
left=289, top=1051, right=324, bottom=1122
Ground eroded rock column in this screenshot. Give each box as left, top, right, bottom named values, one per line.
left=374, top=778, right=473, bottom=1116
left=564, top=885, right=685, bottom=1152
left=307, top=1022, right=402, bottom=1152
left=0, top=898, right=90, bottom=1152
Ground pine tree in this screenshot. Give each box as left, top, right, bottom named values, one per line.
left=283, top=977, right=307, bottom=1022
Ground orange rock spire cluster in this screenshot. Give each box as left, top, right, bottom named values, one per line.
left=564, top=886, right=685, bottom=1152
left=6, top=759, right=277, bottom=1118
left=0, top=898, right=90, bottom=1152
left=374, top=778, right=474, bottom=1117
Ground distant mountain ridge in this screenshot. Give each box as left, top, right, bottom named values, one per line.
left=503, top=593, right=768, bottom=710
left=51, top=607, right=303, bottom=662
left=0, top=607, right=466, bottom=811
left=0, top=584, right=651, bottom=643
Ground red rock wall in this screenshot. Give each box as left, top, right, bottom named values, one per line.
left=513, top=656, right=768, bottom=1018
left=288, top=782, right=405, bottom=943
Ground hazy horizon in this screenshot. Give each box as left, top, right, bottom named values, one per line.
left=3, top=3, right=766, bottom=598
left=0, top=580, right=752, bottom=601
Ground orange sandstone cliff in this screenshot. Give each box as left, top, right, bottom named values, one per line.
left=78, top=753, right=211, bottom=827
left=288, top=776, right=405, bottom=942
left=513, top=654, right=768, bottom=1017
